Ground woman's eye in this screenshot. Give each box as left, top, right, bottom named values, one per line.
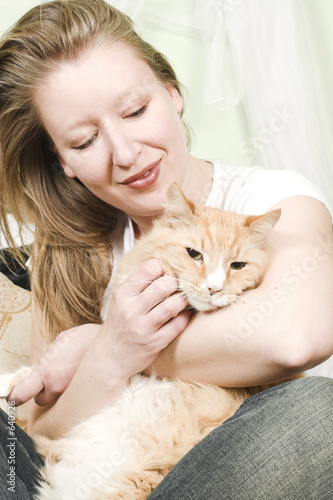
left=73, top=135, right=97, bottom=151
left=128, top=104, right=147, bottom=118
left=230, top=262, right=247, bottom=270
left=186, top=248, right=203, bottom=261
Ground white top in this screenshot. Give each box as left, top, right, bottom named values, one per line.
left=102, top=162, right=333, bottom=378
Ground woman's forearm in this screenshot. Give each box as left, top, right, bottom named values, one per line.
left=29, top=331, right=128, bottom=439
left=149, top=284, right=320, bottom=386
left=28, top=261, right=190, bottom=439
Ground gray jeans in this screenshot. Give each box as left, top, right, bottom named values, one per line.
left=0, top=407, right=43, bottom=499
left=148, top=376, right=333, bottom=499
left=1, top=377, right=332, bottom=499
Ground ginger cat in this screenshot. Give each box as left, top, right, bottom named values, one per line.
left=1, top=184, right=289, bottom=500
left=115, top=183, right=281, bottom=311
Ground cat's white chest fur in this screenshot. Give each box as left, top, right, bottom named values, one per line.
left=0, top=370, right=244, bottom=500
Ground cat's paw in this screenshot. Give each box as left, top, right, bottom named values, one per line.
left=0, top=367, right=32, bottom=398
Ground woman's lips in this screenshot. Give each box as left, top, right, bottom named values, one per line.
left=122, top=160, right=161, bottom=189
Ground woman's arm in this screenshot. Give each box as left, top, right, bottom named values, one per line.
left=149, top=196, right=333, bottom=386
left=11, top=196, right=333, bottom=435
left=11, top=321, right=101, bottom=407
left=26, top=260, right=190, bottom=439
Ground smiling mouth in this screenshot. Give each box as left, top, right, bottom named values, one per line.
left=141, top=169, right=153, bottom=179
left=122, top=160, right=161, bottom=189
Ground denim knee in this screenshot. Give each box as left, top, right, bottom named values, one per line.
left=148, top=376, right=333, bottom=500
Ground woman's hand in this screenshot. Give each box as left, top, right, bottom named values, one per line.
left=99, top=258, right=191, bottom=380
left=9, top=323, right=101, bottom=406
left=25, top=259, right=191, bottom=439
left=10, top=259, right=190, bottom=411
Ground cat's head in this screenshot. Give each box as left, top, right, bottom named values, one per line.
left=149, top=183, right=281, bottom=311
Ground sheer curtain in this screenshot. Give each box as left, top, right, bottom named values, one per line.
left=199, top=0, right=333, bottom=211
left=3, top=0, right=332, bottom=247
left=109, top=0, right=333, bottom=212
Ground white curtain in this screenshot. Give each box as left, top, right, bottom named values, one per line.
left=107, top=1, right=333, bottom=212
left=3, top=0, right=333, bottom=247
left=199, top=0, right=333, bottom=211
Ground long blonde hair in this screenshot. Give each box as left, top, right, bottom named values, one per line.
left=0, top=0, right=189, bottom=342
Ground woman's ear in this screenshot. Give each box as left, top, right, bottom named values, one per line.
left=166, top=85, right=184, bottom=113
left=58, top=155, right=76, bottom=178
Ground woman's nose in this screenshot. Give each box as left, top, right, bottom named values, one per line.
left=108, top=126, right=142, bottom=168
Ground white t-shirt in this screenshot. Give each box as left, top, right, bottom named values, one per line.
left=102, top=162, right=333, bottom=378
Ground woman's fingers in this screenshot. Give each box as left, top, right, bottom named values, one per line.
left=116, top=260, right=181, bottom=311
left=155, top=309, right=192, bottom=348
left=148, top=287, right=189, bottom=331
left=9, top=324, right=101, bottom=406
left=8, top=368, right=44, bottom=406
left=102, top=259, right=190, bottom=376
left=119, top=259, right=165, bottom=296
left=108, top=259, right=185, bottom=328
left=115, top=273, right=187, bottom=335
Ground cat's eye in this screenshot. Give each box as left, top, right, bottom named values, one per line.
left=186, top=248, right=203, bottom=261
left=230, top=262, right=247, bottom=270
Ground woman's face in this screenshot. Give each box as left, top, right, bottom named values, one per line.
left=35, top=43, right=190, bottom=232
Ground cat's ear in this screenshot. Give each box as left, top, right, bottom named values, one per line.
left=162, top=183, right=195, bottom=228
left=245, top=209, right=281, bottom=244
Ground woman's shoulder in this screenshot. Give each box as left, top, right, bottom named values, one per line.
left=207, top=161, right=331, bottom=216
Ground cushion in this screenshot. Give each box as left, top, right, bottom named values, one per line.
left=0, top=272, right=31, bottom=430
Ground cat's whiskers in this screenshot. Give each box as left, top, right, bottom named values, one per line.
left=233, top=295, right=258, bottom=311
left=115, top=275, right=185, bottom=290
left=220, top=295, right=260, bottom=327
left=150, top=291, right=188, bottom=330
left=222, top=298, right=245, bottom=318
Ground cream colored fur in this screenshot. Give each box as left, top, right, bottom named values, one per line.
left=115, top=184, right=281, bottom=311
left=0, top=184, right=285, bottom=499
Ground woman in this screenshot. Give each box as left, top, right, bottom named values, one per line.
left=0, top=0, right=332, bottom=498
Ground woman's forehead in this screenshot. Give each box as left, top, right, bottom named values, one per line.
left=38, top=43, right=160, bottom=101
left=34, top=44, right=163, bottom=141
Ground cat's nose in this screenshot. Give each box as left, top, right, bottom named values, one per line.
left=207, top=266, right=225, bottom=295
left=208, top=284, right=223, bottom=295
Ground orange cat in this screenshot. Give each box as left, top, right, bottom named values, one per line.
left=115, top=183, right=281, bottom=311
left=0, top=184, right=285, bottom=500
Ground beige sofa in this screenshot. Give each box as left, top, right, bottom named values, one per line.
left=0, top=272, right=31, bottom=429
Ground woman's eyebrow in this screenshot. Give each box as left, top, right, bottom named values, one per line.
left=58, top=121, right=92, bottom=140
left=54, top=86, right=152, bottom=142
left=115, top=85, right=151, bottom=108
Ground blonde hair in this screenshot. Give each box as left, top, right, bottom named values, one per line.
left=0, top=0, right=189, bottom=342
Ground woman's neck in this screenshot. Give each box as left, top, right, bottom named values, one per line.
left=133, top=156, right=214, bottom=239
left=181, top=156, right=214, bottom=206
left=133, top=217, right=153, bottom=239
